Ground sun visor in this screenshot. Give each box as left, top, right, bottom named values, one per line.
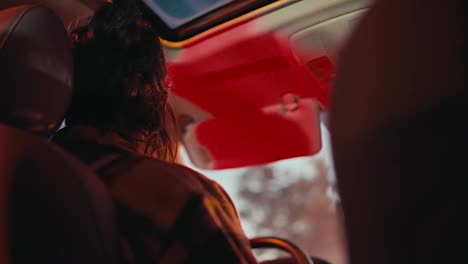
left=182, top=98, right=322, bottom=170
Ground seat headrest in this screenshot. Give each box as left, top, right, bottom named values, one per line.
left=0, top=5, right=72, bottom=135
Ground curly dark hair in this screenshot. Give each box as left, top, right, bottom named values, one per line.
left=66, top=0, right=176, bottom=161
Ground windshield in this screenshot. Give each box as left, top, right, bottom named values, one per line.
left=180, top=123, right=348, bottom=263
left=143, top=0, right=233, bottom=29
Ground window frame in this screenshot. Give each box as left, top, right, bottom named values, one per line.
left=148, top=0, right=279, bottom=42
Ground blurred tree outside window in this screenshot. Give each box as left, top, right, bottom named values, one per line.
left=179, top=124, right=348, bottom=264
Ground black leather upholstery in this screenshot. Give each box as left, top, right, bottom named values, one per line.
left=331, top=0, right=465, bottom=263
left=0, top=5, right=72, bottom=135
left=4, top=125, right=122, bottom=264
left=0, top=5, right=121, bottom=263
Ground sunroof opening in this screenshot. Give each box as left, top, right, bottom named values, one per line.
left=143, top=0, right=233, bottom=29
left=141, top=0, right=281, bottom=41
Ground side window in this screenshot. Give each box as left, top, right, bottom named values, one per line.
left=179, top=123, right=348, bottom=263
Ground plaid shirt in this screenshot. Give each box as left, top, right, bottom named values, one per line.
left=52, top=126, right=257, bottom=264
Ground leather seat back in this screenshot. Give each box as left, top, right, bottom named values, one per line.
left=0, top=5, right=121, bottom=263
left=331, top=0, right=465, bottom=263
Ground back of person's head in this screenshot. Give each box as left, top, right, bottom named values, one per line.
left=67, top=0, right=176, bottom=160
